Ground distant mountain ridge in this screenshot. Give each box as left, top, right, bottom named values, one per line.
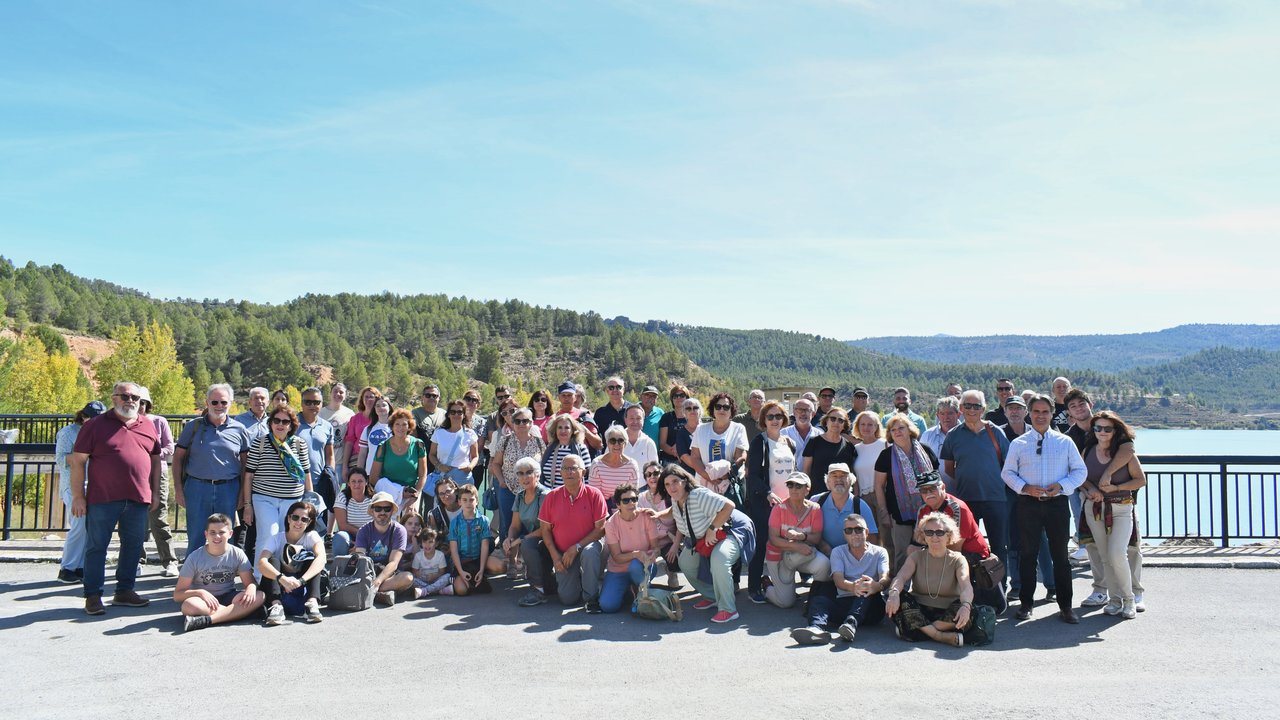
left=848, top=324, right=1280, bottom=372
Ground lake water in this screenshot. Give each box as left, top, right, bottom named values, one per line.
left=1123, top=430, right=1278, bottom=546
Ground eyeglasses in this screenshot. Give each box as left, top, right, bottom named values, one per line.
left=371, top=506, right=394, bottom=513
left=448, top=410, right=464, bottom=416
left=997, top=386, right=1014, bottom=392
left=1092, top=425, right=1116, bottom=434
left=765, top=413, right=786, bottom=421
left=423, top=393, right=440, bottom=399
left=826, top=417, right=846, bottom=424
left=922, top=529, right=948, bottom=537
left=302, top=399, right=322, bottom=406
left=534, top=398, right=548, bottom=403
left=607, top=385, right=622, bottom=391
left=496, top=394, right=511, bottom=401
left=961, top=403, right=984, bottom=411
left=516, top=470, right=537, bottom=477
left=513, top=419, right=531, bottom=425
left=208, top=400, right=229, bottom=406
left=672, top=393, right=688, bottom=399
left=619, top=497, right=639, bottom=505
left=843, top=527, right=868, bottom=535
left=464, top=397, right=480, bottom=403
left=114, top=393, right=141, bottom=402
left=785, top=482, right=807, bottom=489
left=270, top=418, right=291, bottom=425
left=644, top=470, right=661, bottom=478
left=683, top=406, right=699, bottom=412
left=713, top=404, right=731, bottom=411
left=288, top=514, right=310, bottom=523
left=607, top=438, right=625, bottom=445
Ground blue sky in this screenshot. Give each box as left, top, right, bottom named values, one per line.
left=3, top=1, right=1278, bottom=339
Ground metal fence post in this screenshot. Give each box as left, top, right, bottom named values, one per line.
left=3, top=450, right=13, bottom=541
left=1219, top=463, right=1230, bottom=547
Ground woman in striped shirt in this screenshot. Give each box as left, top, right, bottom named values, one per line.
left=659, top=464, right=741, bottom=624
left=242, top=404, right=313, bottom=550
left=593, top=425, right=642, bottom=510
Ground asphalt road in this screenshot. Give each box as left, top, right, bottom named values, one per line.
left=1, top=562, right=1275, bottom=719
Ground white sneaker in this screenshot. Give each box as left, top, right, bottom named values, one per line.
left=1134, top=594, right=1146, bottom=612
left=1071, top=546, right=1089, bottom=562
left=160, top=562, right=179, bottom=578
left=1121, top=600, right=1137, bottom=620
left=1103, top=599, right=1122, bottom=615
left=1081, top=591, right=1108, bottom=607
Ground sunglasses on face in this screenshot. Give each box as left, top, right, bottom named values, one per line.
left=713, top=404, right=731, bottom=411
left=449, top=410, right=464, bottom=416
left=302, top=399, right=322, bottom=406
left=843, top=527, right=868, bottom=535
left=464, top=397, right=480, bottom=403
left=513, top=419, right=531, bottom=425
left=270, top=418, right=291, bottom=425
left=765, top=413, right=786, bottom=421
left=997, top=386, right=1013, bottom=392
left=826, top=418, right=846, bottom=425
left=644, top=471, right=661, bottom=478
left=619, top=497, right=639, bottom=505
left=371, top=506, right=394, bottom=513
left=288, top=514, right=310, bottom=523
left=114, top=393, right=141, bottom=402
left=607, top=385, right=622, bottom=391
left=786, top=482, right=807, bottom=489
left=922, top=529, right=947, bottom=537
left=208, top=400, right=229, bottom=406
left=516, top=470, right=537, bottom=477
left=961, top=403, right=984, bottom=411
left=1092, top=425, right=1115, bottom=434
left=607, top=438, right=625, bottom=445
left=496, top=394, right=511, bottom=401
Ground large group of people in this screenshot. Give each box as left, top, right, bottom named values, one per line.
left=53, top=374, right=1147, bottom=645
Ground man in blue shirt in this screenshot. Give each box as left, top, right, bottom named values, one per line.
left=296, top=387, right=336, bottom=513
left=941, top=390, right=1012, bottom=581
left=235, top=386, right=270, bottom=444
left=881, top=387, right=928, bottom=435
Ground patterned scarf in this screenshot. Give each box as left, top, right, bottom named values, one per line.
left=889, top=440, right=932, bottom=519
left=271, top=433, right=307, bottom=486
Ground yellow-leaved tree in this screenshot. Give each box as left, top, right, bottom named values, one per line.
left=0, top=335, right=94, bottom=413
left=93, top=321, right=196, bottom=414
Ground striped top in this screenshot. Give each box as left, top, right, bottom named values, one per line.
left=671, top=487, right=731, bottom=539
left=245, top=435, right=311, bottom=499
left=336, top=493, right=373, bottom=531
left=541, top=442, right=592, bottom=488
left=591, top=456, right=641, bottom=499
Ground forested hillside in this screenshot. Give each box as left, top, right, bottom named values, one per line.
left=849, top=324, right=1280, bottom=372
left=1123, top=347, right=1280, bottom=414
left=0, top=258, right=715, bottom=406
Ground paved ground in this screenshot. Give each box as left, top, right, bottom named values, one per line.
left=2, top=559, right=1277, bottom=719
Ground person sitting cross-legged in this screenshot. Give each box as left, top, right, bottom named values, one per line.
left=792, top=513, right=889, bottom=645
left=172, top=513, right=265, bottom=633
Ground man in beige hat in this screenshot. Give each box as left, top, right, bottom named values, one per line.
left=352, top=491, right=414, bottom=605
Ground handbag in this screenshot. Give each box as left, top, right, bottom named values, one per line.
left=683, top=500, right=728, bottom=557
left=964, top=603, right=997, bottom=646
left=482, top=474, right=499, bottom=511
left=965, top=551, right=1006, bottom=590
left=633, top=569, right=682, bottom=621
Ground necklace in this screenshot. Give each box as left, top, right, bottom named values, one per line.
left=924, top=551, right=947, bottom=600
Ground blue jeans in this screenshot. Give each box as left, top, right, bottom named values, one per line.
left=60, top=487, right=87, bottom=571
left=83, top=499, right=149, bottom=598
left=184, top=478, right=241, bottom=557
left=496, top=486, right=516, bottom=544
left=599, top=559, right=654, bottom=613
left=1068, top=490, right=1084, bottom=542
left=807, top=590, right=885, bottom=630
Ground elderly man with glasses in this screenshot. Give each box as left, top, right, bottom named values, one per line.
left=173, top=384, right=250, bottom=558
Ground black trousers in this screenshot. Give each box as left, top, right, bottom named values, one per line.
left=261, top=555, right=323, bottom=605
left=1016, top=495, right=1072, bottom=610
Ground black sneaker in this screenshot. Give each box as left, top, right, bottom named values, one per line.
left=85, top=595, right=106, bottom=615
left=585, top=600, right=603, bottom=614
left=183, top=615, right=212, bottom=633
left=57, top=568, right=81, bottom=584
left=791, top=626, right=831, bottom=645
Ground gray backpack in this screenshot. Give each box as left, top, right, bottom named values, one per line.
left=325, top=554, right=376, bottom=611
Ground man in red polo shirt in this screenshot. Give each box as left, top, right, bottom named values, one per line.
left=914, top=472, right=988, bottom=558
left=70, top=381, right=162, bottom=616
left=538, top=453, right=607, bottom=612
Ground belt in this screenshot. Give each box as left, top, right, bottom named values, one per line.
left=189, top=476, right=234, bottom=486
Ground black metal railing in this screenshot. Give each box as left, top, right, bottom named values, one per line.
left=5, top=445, right=1278, bottom=547
left=2, top=443, right=187, bottom=541
left=0, top=414, right=200, bottom=445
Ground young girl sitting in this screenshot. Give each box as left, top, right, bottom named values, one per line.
left=412, top=526, right=453, bottom=598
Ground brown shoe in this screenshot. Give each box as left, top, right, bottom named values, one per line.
left=85, top=595, right=106, bottom=616
left=1058, top=609, right=1080, bottom=624
left=112, top=589, right=150, bottom=608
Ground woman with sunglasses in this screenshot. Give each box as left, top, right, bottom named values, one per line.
left=875, top=414, right=939, bottom=573
left=637, top=461, right=680, bottom=586
left=508, top=457, right=555, bottom=606
left=744, top=399, right=797, bottom=603
left=540, top=414, right=592, bottom=488
left=802, top=407, right=856, bottom=497
left=1079, top=411, right=1146, bottom=619
left=241, top=404, right=313, bottom=554
left=658, top=384, right=692, bottom=464
left=431, top=399, right=480, bottom=487
left=593, top=426, right=643, bottom=509
left=258, top=500, right=327, bottom=625
left=886, top=511, right=974, bottom=647
left=764, top=471, right=830, bottom=608
left=688, top=392, right=748, bottom=494
left=674, top=398, right=703, bottom=474
left=600, top=483, right=662, bottom=613
left=343, top=386, right=382, bottom=482
left=491, top=406, right=546, bottom=543
left=527, top=389, right=555, bottom=441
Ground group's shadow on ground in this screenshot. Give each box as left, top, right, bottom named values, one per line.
left=0, top=573, right=179, bottom=634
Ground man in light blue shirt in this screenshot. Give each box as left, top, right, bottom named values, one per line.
left=235, top=386, right=270, bottom=444
left=1002, top=394, right=1087, bottom=624
left=881, top=387, right=928, bottom=435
